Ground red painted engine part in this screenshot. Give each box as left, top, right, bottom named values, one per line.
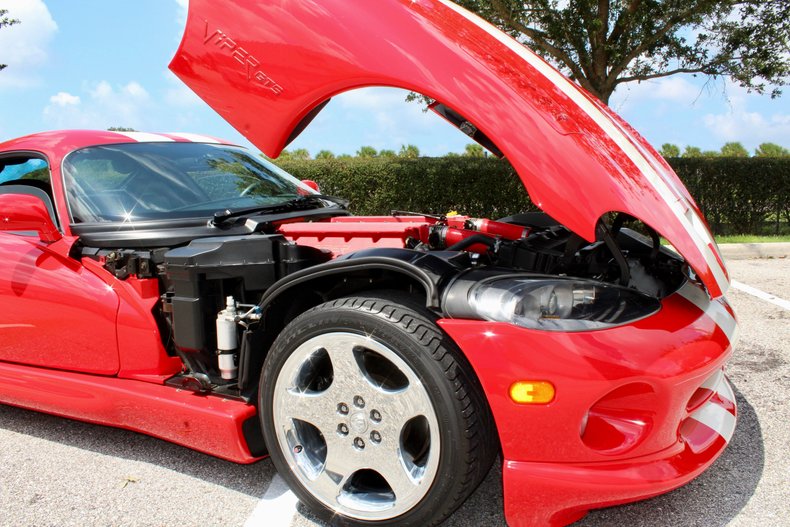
left=423, top=216, right=532, bottom=253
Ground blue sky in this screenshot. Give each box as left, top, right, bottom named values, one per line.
left=1, top=0, right=787, bottom=156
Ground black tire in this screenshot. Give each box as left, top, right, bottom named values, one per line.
left=259, top=292, right=497, bottom=526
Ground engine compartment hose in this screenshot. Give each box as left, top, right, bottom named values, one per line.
left=447, top=233, right=497, bottom=252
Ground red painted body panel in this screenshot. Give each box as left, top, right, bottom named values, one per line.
left=438, top=293, right=732, bottom=463
left=502, top=435, right=729, bottom=526
left=0, top=234, right=120, bottom=374
left=0, top=360, right=258, bottom=463
left=81, top=259, right=183, bottom=383
left=0, top=194, right=61, bottom=242
left=170, top=0, right=728, bottom=298
left=439, top=290, right=735, bottom=525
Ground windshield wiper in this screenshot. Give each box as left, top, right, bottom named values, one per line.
left=211, top=194, right=349, bottom=226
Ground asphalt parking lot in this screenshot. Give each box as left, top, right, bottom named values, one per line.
left=0, top=257, right=787, bottom=527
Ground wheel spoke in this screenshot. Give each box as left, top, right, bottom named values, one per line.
left=379, top=382, right=433, bottom=433
left=279, top=386, right=334, bottom=429
left=374, top=446, right=422, bottom=505
left=323, top=336, right=367, bottom=388
left=311, top=439, right=358, bottom=500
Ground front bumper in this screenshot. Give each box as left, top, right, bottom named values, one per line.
left=438, top=283, right=737, bottom=526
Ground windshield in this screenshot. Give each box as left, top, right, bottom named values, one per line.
left=62, top=142, right=318, bottom=223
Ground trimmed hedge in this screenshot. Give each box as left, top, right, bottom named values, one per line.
left=278, top=157, right=790, bottom=235
left=670, top=157, right=790, bottom=235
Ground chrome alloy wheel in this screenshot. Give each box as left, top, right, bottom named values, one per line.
left=272, top=332, right=441, bottom=521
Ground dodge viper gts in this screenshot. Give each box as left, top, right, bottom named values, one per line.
left=0, top=1, right=737, bottom=526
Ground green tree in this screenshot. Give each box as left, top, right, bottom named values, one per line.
left=399, top=144, right=420, bottom=158
left=682, top=146, right=704, bottom=158
left=315, top=150, right=335, bottom=160
left=378, top=149, right=397, bottom=158
left=659, top=143, right=681, bottom=157
left=0, top=9, right=20, bottom=73
left=755, top=142, right=789, bottom=157
left=455, top=0, right=789, bottom=103
left=356, top=146, right=379, bottom=158
left=279, top=148, right=311, bottom=161
left=464, top=143, right=485, bottom=157
left=337, top=153, right=353, bottom=160
left=720, top=142, right=749, bottom=157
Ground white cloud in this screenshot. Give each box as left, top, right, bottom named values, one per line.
left=175, top=0, right=189, bottom=24
left=610, top=76, right=702, bottom=113
left=699, top=80, right=790, bottom=147
left=43, top=80, right=151, bottom=129
left=49, top=92, right=80, bottom=107
left=703, top=107, right=790, bottom=146
left=164, top=70, right=201, bottom=107
left=0, top=0, right=58, bottom=89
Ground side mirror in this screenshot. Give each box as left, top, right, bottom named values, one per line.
left=301, top=179, right=320, bottom=193
left=0, top=193, right=62, bottom=242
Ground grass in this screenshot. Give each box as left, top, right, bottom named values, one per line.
left=661, top=234, right=790, bottom=246
left=714, top=234, right=790, bottom=244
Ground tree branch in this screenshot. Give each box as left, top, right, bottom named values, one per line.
left=489, top=0, right=596, bottom=93
left=606, top=4, right=718, bottom=84
left=607, top=0, right=642, bottom=46
left=615, top=66, right=714, bottom=85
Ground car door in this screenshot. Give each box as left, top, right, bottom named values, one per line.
left=0, top=154, right=120, bottom=375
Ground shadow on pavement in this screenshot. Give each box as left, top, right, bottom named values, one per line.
left=576, top=384, right=763, bottom=527
left=0, top=403, right=272, bottom=497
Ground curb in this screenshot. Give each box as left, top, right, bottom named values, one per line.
left=718, top=243, right=790, bottom=260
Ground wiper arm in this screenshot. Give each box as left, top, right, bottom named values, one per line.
left=211, top=194, right=348, bottom=226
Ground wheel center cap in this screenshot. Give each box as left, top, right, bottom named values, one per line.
left=350, top=412, right=368, bottom=434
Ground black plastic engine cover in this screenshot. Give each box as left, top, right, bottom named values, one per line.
left=164, top=234, right=328, bottom=352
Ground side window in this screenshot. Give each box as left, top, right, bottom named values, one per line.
left=0, top=155, right=58, bottom=224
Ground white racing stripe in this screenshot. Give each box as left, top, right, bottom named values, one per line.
left=699, top=368, right=724, bottom=392
left=713, top=373, right=735, bottom=405
left=114, top=131, right=175, bottom=143
left=436, top=0, right=729, bottom=295
left=244, top=473, right=299, bottom=527
left=731, top=280, right=790, bottom=311
left=168, top=132, right=221, bottom=143
left=689, top=401, right=736, bottom=442
left=677, top=282, right=738, bottom=346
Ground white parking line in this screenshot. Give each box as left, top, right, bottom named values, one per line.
left=244, top=473, right=299, bottom=527
left=731, top=280, right=790, bottom=311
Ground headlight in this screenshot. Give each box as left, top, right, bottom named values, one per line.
left=467, top=277, right=660, bottom=331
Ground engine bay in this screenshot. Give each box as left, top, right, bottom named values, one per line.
left=81, top=211, right=687, bottom=397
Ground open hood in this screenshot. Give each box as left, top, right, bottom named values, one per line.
left=169, top=0, right=729, bottom=298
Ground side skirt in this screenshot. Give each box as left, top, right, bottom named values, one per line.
left=0, top=360, right=262, bottom=464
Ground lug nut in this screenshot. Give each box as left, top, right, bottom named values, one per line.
left=354, top=437, right=365, bottom=449
left=338, top=423, right=349, bottom=436
left=370, top=409, right=382, bottom=422
left=370, top=431, right=381, bottom=444
left=293, top=445, right=303, bottom=454
left=353, top=396, right=365, bottom=408
left=337, top=402, right=349, bottom=415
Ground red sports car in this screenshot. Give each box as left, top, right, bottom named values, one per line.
left=0, top=1, right=737, bottom=526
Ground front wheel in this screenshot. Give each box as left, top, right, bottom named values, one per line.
left=259, top=293, right=497, bottom=526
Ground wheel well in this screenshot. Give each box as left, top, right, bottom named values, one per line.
left=240, top=269, right=429, bottom=397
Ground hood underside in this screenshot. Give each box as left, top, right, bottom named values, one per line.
left=169, top=0, right=729, bottom=298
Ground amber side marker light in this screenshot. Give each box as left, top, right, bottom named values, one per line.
left=509, top=381, right=555, bottom=404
